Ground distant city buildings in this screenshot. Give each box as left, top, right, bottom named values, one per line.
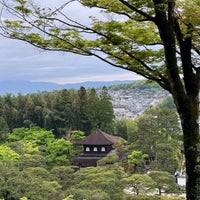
left=108, top=88, right=170, bottom=118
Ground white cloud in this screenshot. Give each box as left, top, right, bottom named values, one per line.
left=33, top=72, right=143, bottom=84
left=0, top=2, right=144, bottom=84
left=0, top=37, right=144, bottom=83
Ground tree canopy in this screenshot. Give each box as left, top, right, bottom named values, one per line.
left=0, top=87, right=115, bottom=138
left=0, top=104, right=186, bottom=200
left=0, top=0, right=199, bottom=199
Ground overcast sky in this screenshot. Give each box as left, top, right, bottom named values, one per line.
left=0, top=1, right=144, bottom=84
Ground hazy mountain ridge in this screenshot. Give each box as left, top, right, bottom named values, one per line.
left=0, top=80, right=135, bottom=95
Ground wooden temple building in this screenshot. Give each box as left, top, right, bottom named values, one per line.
left=72, top=129, right=120, bottom=167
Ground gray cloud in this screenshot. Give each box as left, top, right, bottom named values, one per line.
left=0, top=2, right=143, bottom=84
left=0, top=37, right=142, bottom=83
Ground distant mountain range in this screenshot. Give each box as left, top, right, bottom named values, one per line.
left=0, top=80, right=136, bottom=95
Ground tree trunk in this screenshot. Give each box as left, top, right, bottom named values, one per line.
left=153, top=1, right=200, bottom=198
left=158, top=187, right=162, bottom=195
left=178, top=95, right=200, bottom=199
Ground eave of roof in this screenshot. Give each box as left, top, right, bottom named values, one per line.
left=77, top=129, right=119, bottom=145
left=71, top=153, right=106, bottom=163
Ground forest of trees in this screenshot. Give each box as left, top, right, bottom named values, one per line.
left=0, top=82, right=186, bottom=200
left=0, top=86, right=114, bottom=138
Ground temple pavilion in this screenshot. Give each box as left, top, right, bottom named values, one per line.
left=72, top=129, right=120, bottom=167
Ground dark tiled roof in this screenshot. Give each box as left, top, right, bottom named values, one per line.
left=77, top=129, right=119, bottom=145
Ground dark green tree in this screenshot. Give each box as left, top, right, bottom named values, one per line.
left=2, top=94, right=17, bottom=130
left=145, top=105, right=181, bottom=142
left=70, top=166, right=125, bottom=200
left=134, top=114, right=156, bottom=155
left=16, top=154, right=47, bottom=170
left=0, top=161, right=62, bottom=200
left=149, top=170, right=179, bottom=195
left=76, top=86, right=89, bottom=133
left=14, top=93, right=27, bottom=128
left=0, top=117, right=9, bottom=142
left=150, top=143, right=181, bottom=173
left=98, top=86, right=115, bottom=132
left=23, top=94, right=35, bottom=127
left=122, top=174, right=155, bottom=195
left=43, top=108, right=57, bottom=131
left=50, top=166, right=75, bottom=190
left=84, top=88, right=100, bottom=133
left=114, top=117, right=128, bottom=140
left=53, top=89, right=73, bottom=137
left=131, top=110, right=181, bottom=173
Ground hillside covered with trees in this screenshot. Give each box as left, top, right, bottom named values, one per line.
left=0, top=86, right=114, bottom=138
left=0, top=81, right=170, bottom=138
left=0, top=82, right=185, bottom=199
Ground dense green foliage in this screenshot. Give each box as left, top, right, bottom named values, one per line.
left=114, top=100, right=182, bottom=174
left=0, top=84, right=182, bottom=200
left=0, top=158, right=182, bottom=200
left=0, top=89, right=184, bottom=199
left=0, top=87, right=114, bottom=138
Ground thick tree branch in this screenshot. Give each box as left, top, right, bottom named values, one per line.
left=174, top=18, right=198, bottom=95
left=153, top=0, right=186, bottom=99
left=118, top=0, right=155, bottom=22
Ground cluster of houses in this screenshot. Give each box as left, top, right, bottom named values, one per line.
left=109, top=88, right=169, bottom=118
